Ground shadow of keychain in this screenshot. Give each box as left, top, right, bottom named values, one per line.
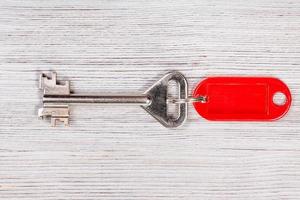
left=38, top=71, right=292, bottom=127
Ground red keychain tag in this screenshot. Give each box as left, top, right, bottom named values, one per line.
left=193, top=77, right=291, bottom=121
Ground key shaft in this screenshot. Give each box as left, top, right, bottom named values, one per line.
left=38, top=71, right=198, bottom=127
left=43, top=94, right=151, bottom=105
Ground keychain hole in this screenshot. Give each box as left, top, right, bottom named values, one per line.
left=167, top=80, right=180, bottom=119
left=273, top=92, right=287, bottom=106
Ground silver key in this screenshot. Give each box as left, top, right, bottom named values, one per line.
left=38, top=71, right=206, bottom=128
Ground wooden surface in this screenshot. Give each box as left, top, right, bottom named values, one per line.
left=1, top=0, right=300, bottom=199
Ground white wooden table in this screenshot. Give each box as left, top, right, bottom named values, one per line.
left=1, top=0, right=300, bottom=199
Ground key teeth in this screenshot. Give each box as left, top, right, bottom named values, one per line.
left=39, top=72, right=71, bottom=127
left=39, top=72, right=70, bottom=95
left=51, top=117, right=69, bottom=127
left=38, top=106, right=70, bottom=127
left=39, top=72, right=57, bottom=89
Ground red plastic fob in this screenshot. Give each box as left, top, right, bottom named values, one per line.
left=193, top=77, right=291, bottom=121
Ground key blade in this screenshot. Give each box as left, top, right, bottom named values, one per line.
left=39, top=72, right=70, bottom=95
left=38, top=105, right=70, bottom=127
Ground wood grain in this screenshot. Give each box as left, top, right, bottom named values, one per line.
left=0, top=0, right=300, bottom=199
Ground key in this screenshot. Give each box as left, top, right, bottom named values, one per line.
left=38, top=71, right=198, bottom=127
